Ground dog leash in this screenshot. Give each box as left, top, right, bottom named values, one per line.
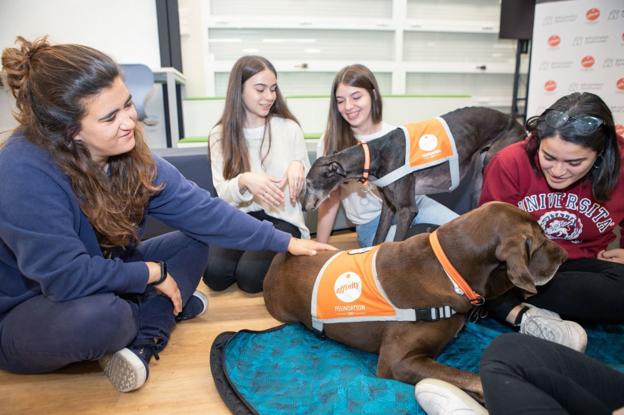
left=358, top=141, right=370, bottom=185
left=429, top=231, right=484, bottom=306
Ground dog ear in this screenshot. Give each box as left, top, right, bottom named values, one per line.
left=495, top=236, right=538, bottom=295
left=328, top=161, right=346, bottom=178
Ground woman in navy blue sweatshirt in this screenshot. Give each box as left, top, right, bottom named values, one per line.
left=0, top=37, right=334, bottom=392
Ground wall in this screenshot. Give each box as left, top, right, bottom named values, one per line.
left=0, top=0, right=160, bottom=68
left=0, top=0, right=167, bottom=147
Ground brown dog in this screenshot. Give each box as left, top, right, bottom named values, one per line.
left=263, top=202, right=566, bottom=398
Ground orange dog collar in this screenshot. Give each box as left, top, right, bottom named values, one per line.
left=429, top=231, right=484, bottom=306
left=358, top=141, right=370, bottom=185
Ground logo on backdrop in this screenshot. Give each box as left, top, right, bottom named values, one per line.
left=548, top=35, right=561, bottom=47
left=544, top=80, right=557, bottom=92
left=581, top=55, right=595, bottom=68
left=607, top=9, right=621, bottom=20
left=617, top=78, right=624, bottom=91
left=586, top=8, right=600, bottom=21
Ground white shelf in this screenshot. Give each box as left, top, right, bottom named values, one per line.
left=207, top=16, right=396, bottom=31
left=403, top=19, right=499, bottom=34
left=207, top=16, right=500, bottom=34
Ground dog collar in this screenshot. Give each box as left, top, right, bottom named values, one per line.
left=358, top=141, right=370, bottom=185
left=429, top=231, right=484, bottom=306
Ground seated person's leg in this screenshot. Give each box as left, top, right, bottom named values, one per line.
left=481, top=333, right=624, bottom=415
left=203, top=245, right=241, bottom=291
left=355, top=215, right=380, bottom=247
left=525, top=258, right=624, bottom=323
left=0, top=293, right=135, bottom=373
left=235, top=212, right=301, bottom=293
left=134, top=231, right=209, bottom=301
left=412, top=195, right=458, bottom=225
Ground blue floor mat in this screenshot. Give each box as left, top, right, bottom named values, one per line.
left=212, top=321, right=624, bottom=415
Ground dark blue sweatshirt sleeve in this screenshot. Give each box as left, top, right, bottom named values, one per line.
left=147, top=156, right=291, bottom=252
left=0, top=141, right=147, bottom=302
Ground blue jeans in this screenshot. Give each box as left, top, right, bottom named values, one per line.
left=0, top=231, right=209, bottom=373
left=355, top=195, right=458, bottom=247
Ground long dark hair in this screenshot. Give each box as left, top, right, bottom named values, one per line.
left=322, top=64, right=382, bottom=155
left=525, top=92, right=619, bottom=202
left=2, top=36, right=161, bottom=249
left=213, top=55, right=299, bottom=180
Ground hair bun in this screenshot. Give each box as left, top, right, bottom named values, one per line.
left=1, top=36, right=50, bottom=100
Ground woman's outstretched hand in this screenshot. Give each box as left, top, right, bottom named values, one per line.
left=287, top=237, right=338, bottom=256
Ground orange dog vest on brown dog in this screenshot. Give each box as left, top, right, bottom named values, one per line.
left=311, top=246, right=456, bottom=332
left=371, top=117, right=459, bottom=189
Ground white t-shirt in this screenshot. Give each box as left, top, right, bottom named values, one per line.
left=316, top=122, right=396, bottom=225
left=210, top=116, right=311, bottom=239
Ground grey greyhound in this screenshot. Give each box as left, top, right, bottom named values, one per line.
left=301, top=107, right=525, bottom=245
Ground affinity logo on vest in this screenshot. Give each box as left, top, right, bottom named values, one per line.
left=334, top=272, right=362, bottom=302
left=418, top=134, right=439, bottom=152
left=548, top=35, right=560, bottom=47
left=585, top=8, right=600, bottom=21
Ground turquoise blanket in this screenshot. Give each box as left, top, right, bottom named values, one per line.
left=218, top=321, right=624, bottom=415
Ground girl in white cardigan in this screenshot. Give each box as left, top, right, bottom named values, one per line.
left=206, top=56, right=310, bottom=293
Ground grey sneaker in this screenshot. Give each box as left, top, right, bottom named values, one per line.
left=415, top=378, right=488, bottom=415
left=99, top=339, right=159, bottom=392
left=519, top=306, right=587, bottom=352
left=176, top=290, right=208, bottom=322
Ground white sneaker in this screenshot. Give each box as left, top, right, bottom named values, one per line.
left=415, top=378, right=488, bottom=415
left=519, top=305, right=587, bottom=352
left=99, top=347, right=148, bottom=393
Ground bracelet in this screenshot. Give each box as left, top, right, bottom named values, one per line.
left=150, top=261, right=167, bottom=286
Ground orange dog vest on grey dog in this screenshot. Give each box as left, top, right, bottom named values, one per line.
left=371, top=117, right=460, bottom=190
left=311, top=246, right=456, bottom=332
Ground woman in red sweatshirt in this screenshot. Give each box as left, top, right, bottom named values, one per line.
left=480, top=92, right=624, bottom=352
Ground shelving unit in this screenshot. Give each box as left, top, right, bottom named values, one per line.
left=176, top=0, right=530, bottom=144
left=181, top=0, right=527, bottom=109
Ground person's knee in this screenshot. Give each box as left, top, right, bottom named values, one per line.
left=481, top=333, right=533, bottom=377
left=203, top=258, right=236, bottom=291
left=235, top=266, right=265, bottom=294
left=70, top=295, right=137, bottom=353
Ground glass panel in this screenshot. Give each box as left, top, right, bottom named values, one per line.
left=215, top=71, right=392, bottom=97
left=208, top=28, right=394, bottom=61
left=403, top=32, right=515, bottom=64
left=406, top=73, right=515, bottom=97
left=406, top=0, right=500, bottom=22
left=210, top=0, right=392, bottom=19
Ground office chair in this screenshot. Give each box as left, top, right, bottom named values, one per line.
left=120, top=64, right=157, bottom=125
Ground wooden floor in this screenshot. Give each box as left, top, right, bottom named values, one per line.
left=0, top=232, right=358, bottom=415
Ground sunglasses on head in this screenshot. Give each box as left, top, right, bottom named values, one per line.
left=543, top=110, right=604, bottom=135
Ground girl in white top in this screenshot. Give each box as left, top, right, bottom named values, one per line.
left=316, top=64, right=458, bottom=247
left=206, top=56, right=311, bottom=293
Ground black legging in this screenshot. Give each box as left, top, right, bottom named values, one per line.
left=481, top=333, right=624, bottom=414
left=203, top=210, right=301, bottom=293
left=488, top=258, right=624, bottom=323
